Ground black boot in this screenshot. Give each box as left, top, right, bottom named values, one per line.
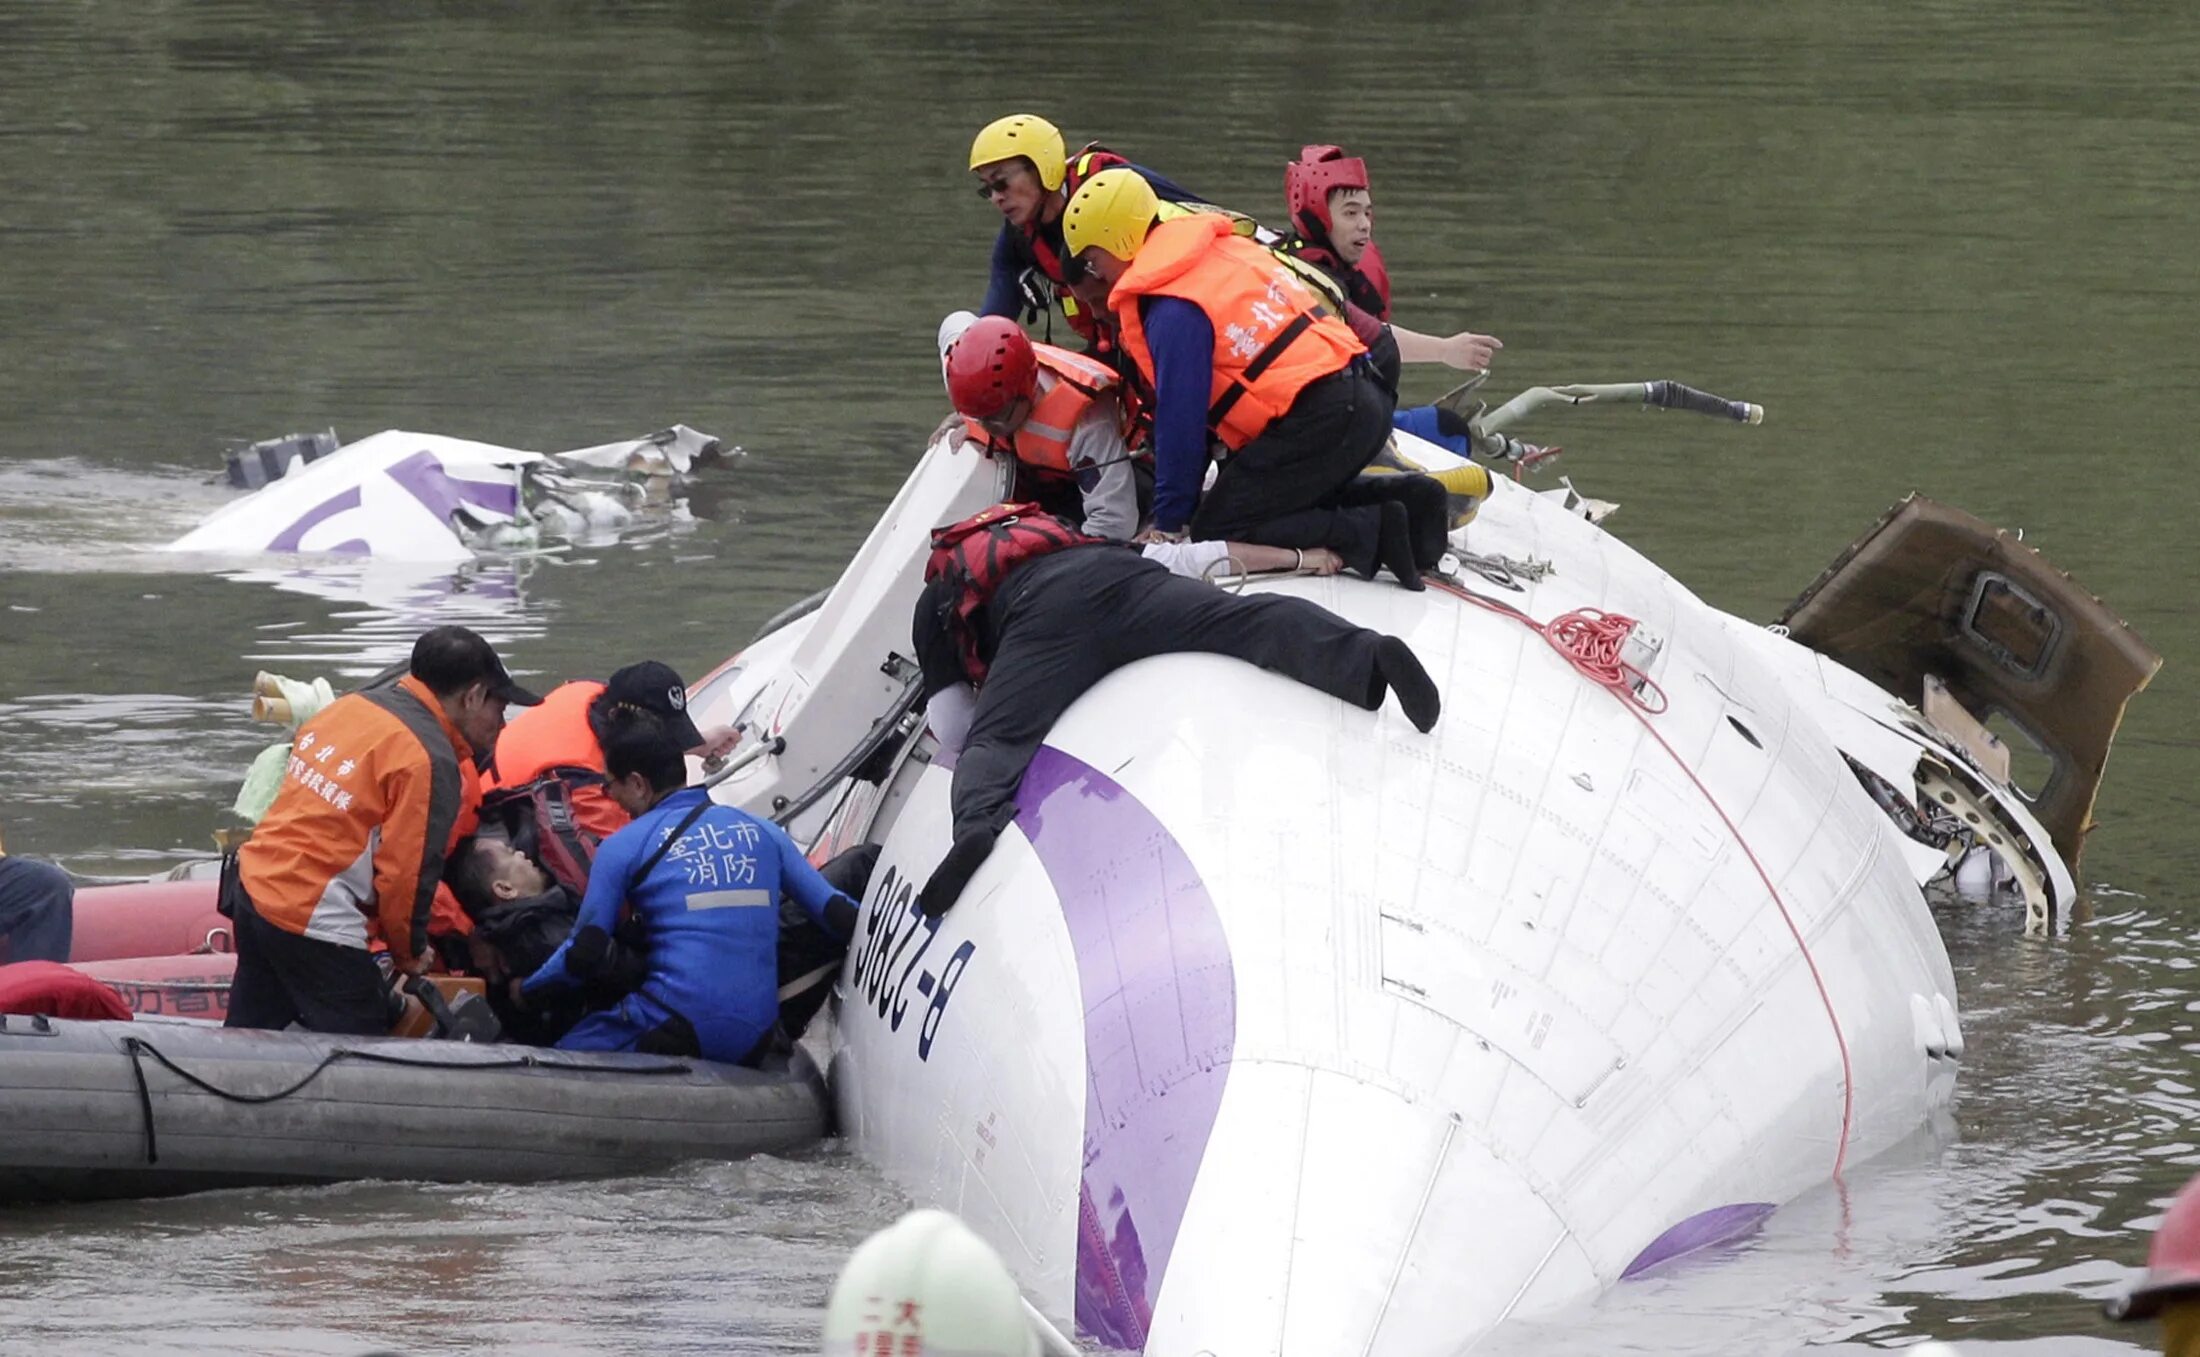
left=1377, top=501, right=1424, bottom=591
left=1396, top=473, right=1451, bottom=568
left=1376, top=636, right=1441, bottom=732
left=920, top=826, right=1000, bottom=917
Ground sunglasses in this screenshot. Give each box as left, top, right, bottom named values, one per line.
left=974, top=174, right=1017, bottom=199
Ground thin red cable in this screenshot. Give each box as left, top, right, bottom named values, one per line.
left=1428, top=575, right=1856, bottom=1176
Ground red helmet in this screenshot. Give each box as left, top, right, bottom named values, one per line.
left=2107, top=1172, right=2200, bottom=1320
left=945, top=316, right=1038, bottom=421
left=1284, top=144, right=1370, bottom=239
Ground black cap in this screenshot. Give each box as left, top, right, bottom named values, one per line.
left=409, top=626, right=544, bottom=707
left=604, top=660, right=703, bottom=750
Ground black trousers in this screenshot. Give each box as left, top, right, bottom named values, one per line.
left=0, top=856, right=73, bottom=964
left=950, top=546, right=1388, bottom=839
left=224, top=898, right=395, bottom=1034
left=1336, top=471, right=1450, bottom=569
left=1188, top=365, right=1398, bottom=575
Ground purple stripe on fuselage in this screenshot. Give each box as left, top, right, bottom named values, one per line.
left=384, top=448, right=521, bottom=526
left=268, top=486, right=363, bottom=552
left=1621, top=1202, right=1777, bottom=1279
left=1016, top=745, right=1237, bottom=1353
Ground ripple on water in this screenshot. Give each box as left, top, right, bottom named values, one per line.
left=0, top=1150, right=917, bottom=1357
left=0, top=459, right=232, bottom=573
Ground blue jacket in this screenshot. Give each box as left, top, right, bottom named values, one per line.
left=522, top=787, right=849, bottom=1063
left=1140, top=295, right=1216, bottom=533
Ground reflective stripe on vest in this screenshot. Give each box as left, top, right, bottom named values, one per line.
left=1112, top=216, right=1365, bottom=451
left=1276, top=247, right=1349, bottom=312
left=358, top=680, right=465, bottom=962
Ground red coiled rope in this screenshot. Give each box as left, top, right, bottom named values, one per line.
left=1428, top=574, right=1856, bottom=1176
left=1542, top=607, right=1669, bottom=714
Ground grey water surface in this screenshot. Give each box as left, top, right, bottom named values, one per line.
left=1, top=2, right=2194, bottom=1353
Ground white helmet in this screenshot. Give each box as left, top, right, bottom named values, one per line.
left=938, top=310, right=981, bottom=364
left=820, top=1209, right=1038, bottom=1357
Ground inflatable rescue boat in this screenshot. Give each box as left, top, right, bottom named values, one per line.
left=0, top=1014, right=827, bottom=1205
left=1, top=882, right=829, bottom=1203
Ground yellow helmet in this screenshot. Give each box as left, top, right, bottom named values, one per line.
left=969, top=114, right=1066, bottom=192
left=1062, top=167, right=1159, bottom=263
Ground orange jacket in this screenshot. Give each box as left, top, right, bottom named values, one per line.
left=1111, top=215, right=1364, bottom=451
left=425, top=760, right=482, bottom=943
left=238, top=673, right=472, bottom=967
left=963, top=343, right=1125, bottom=475
left=484, top=679, right=627, bottom=840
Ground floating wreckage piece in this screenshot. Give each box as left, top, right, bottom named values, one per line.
left=168, top=424, right=731, bottom=562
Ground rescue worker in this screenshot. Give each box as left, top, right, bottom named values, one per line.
left=447, top=816, right=871, bottom=1050
left=484, top=659, right=738, bottom=848
left=223, top=626, right=539, bottom=1034
left=938, top=311, right=1345, bottom=581
left=2106, top=1170, right=2200, bottom=1355
left=0, top=846, right=72, bottom=964
left=1281, top=144, right=1511, bottom=459
left=970, top=113, right=1203, bottom=354
left=1062, top=167, right=1444, bottom=590
left=943, top=309, right=1143, bottom=537
left=516, top=715, right=858, bottom=1065
left=912, top=504, right=1442, bottom=916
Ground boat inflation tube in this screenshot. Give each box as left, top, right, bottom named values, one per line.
left=820, top=1209, right=1039, bottom=1357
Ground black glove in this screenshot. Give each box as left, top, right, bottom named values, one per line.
left=919, top=827, right=1000, bottom=918
left=566, top=923, right=614, bottom=977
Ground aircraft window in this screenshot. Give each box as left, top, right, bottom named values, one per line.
left=1960, top=572, right=2061, bottom=679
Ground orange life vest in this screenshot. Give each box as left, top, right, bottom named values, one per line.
left=488, top=680, right=604, bottom=789
left=1111, top=215, right=1365, bottom=451
left=484, top=679, right=628, bottom=843
left=962, top=343, right=1125, bottom=475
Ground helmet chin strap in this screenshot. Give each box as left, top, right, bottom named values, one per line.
left=1294, top=211, right=1342, bottom=258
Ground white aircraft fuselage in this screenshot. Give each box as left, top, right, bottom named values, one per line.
left=691, top=433, right=2007, bottom=1355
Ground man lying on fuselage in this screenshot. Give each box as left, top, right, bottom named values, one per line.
left=512, top=715, right=859, bottom=1065
left=913, top=503, right=1444, bottom=916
